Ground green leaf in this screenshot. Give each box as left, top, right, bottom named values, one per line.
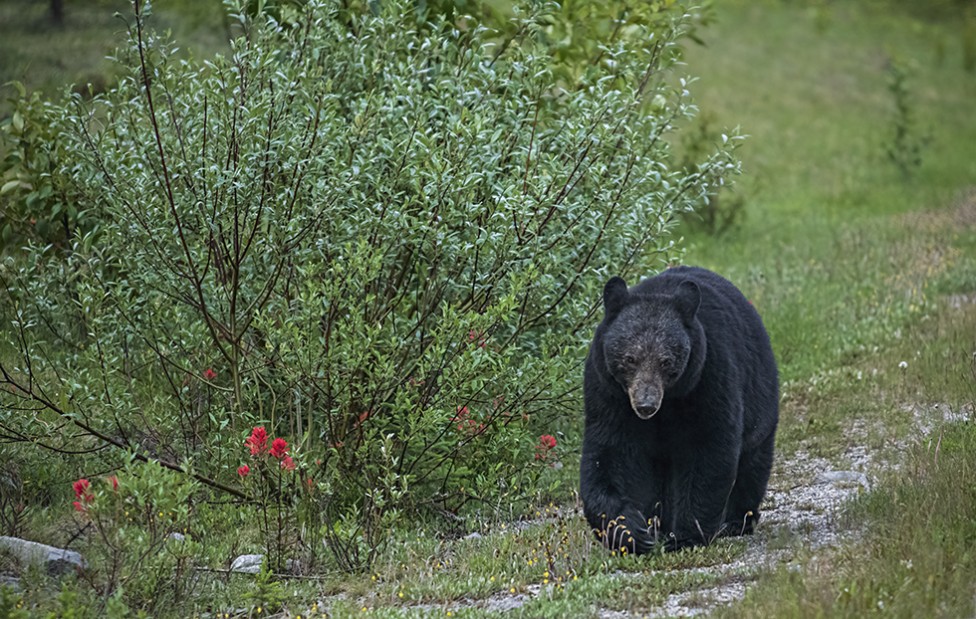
left=0, top=180, right=28, bottom=195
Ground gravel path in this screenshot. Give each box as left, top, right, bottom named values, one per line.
left=606, top=401, right=974, bottom=618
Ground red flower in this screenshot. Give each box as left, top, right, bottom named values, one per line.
left=245, top=427, right=268, bottom=456
left=203, top=367, right=217, bottom=381
left=534, top=435, right=557, bottom=461
left=269, top=437, right=289, bottom=459
left=280, top=455, right=296, bottom=471
left=107, top=476, right=119, bottom=491
left=72, top=478, right=94, bottom=512
left=72, top=478, right=90, bottom=498
left=237, top=465, right=250, bottom=478
left=468, top=329, right=486, bottom=349
left=452, top=406, right=469, bottom=423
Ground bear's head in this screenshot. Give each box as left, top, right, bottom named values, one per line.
left=600, top=276, right=703, bottom=419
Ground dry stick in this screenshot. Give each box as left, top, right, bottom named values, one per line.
left=0, top=364, right=250, bottom=501
left=192, top=566, right=333, bottom=580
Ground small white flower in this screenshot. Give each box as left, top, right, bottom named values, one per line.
left=898, top=361, right=908, bottom=369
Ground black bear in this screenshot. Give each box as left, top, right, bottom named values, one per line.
left=580, top=266, right=778, bottom=553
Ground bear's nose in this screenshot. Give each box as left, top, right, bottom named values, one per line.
left=634, top=403, right=660, bottom=419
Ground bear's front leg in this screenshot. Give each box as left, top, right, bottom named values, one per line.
left=665, top=450, right=739, bottom=551
left=580, top=446, right=661, bottom=555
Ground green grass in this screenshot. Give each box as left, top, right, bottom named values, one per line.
left=681, top=0, right=976, bottom=381
left=2, top=0, right=976, bottom=617
left=671, top=2, right=976, bottom=616
left=0, top=0, right=228, bottom=113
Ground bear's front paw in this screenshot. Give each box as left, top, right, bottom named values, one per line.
left=721, top=509, right=760, bottom=538
left=664, top=534, right=707, bottom=552
left=593, top=514, right=655, bottom=556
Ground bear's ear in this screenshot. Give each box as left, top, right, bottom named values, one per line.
left=674, top=280, right=701, bottom=324
left=603, top=276, right=629, bottom=319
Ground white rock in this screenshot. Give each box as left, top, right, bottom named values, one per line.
left=229, top=554, right=298, bottom=574
left=0, top=536, right=86, bottom=575
left=229, top=554, right=265, bottom=574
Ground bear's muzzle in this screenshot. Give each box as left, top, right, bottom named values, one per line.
left=628, top=379, right=663, bottom=420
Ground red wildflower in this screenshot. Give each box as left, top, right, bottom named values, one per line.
left=534, top=434, right=557, bottom=461
left=280, top=455, right=296, bottom=471
left=357, top=410, right=371, bottom=425
left=245, top=427, right=268, bottom=456
left=72, top=478, right=90, bottom=498
left=269, top=437, right=289, bottom=459
left=451, top=406, right=486, bottom=436
left=237, top=465, right=250, bottom=478
left=452, top=406, right=470, bottom=424
left=203, top=367, right=217, bottom=381
left=458, top=418, right=486, bottom=435
left=107, top=476, right=119, bottom=491
left=72, top=478, right=94, bottom=512
left=468, top=329, right=486, bottom=349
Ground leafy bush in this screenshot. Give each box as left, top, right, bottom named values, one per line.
left=0, top=0, right=739, bottom=571
left=70, top=460, right=200, bottom=613
left=0, top=84, right=93, bottom=251
left=678, top=110, right=745, bottom=235
left=883, top=56, right=928, bottom=177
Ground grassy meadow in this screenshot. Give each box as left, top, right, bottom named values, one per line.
left=0, top=0, right=228, bottom=108
left=1, top=0, right=975, bottom=617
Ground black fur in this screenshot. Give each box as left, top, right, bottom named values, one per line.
left=580, top=266, right=779, bottom=553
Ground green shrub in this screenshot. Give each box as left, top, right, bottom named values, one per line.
left=883, top=56, right=928, bottom=178
left=678, top=110, right=745, bottom=235
left=69, top=459, right=200, bottom=613
left=0, top=83, right=92, bottom=252
left=0, top=0, right=739, bottom=571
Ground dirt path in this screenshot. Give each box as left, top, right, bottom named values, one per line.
left=595, top=401, right=973, bottom=618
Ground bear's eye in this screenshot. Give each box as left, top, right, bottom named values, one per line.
left=622, top=353, right=638, bottom=366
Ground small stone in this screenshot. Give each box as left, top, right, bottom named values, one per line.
left=0, top=573, right=21, bottom=591
left=229, top=554, right=299, bottom=574
left=229, top=554, right=265, bottom=574
left=463, top=532, right=483, bottom=541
